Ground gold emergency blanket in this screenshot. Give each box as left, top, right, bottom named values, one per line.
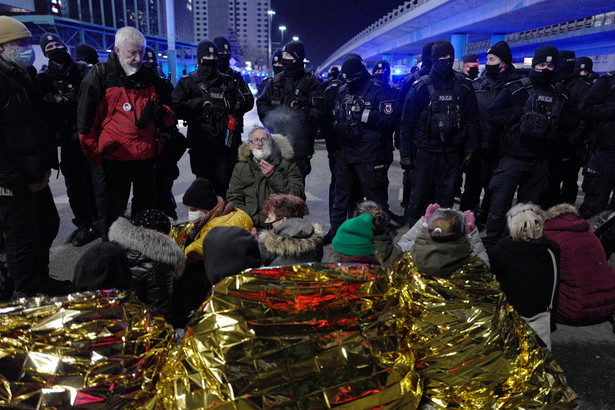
left=387, top=253, right=579, bottom=408
left=157, top=264, right=422, bottom=409
left=0, top=290, right=175, bottom=409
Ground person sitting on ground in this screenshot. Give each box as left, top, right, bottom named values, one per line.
left=487, top=202, right=560, bottom=348
left=108, top=209, right=185, bottom=320
left=180, top=178, right=252, bottom=264
left=328, top=213, right=381, bottom=265
left=543, top=203, right=615, bottom=325
left=258, top=194, right=323, bottom=266
left=226, top=126, right=305, bottom=231
left=73, top=242, right=131, bottom=292
left=399, top=203, right=489, bottom=268
left=354, top=200, right=402, bottom=267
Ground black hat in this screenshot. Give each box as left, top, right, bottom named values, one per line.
left=532, top=45, right=559, bottom=67
left=73, top=242, right=131, bottom=292
left=272, top=48, right=283, bottom=64
left=431, top=40, right=455, bottom=60
left=462, top=53, right=479, bottom=64
left=421, top=41, right=435, bottom=64
left=372, top=59, right=390, bottom=76
left=282, top=40, right=305, bottom=62
left=183, top=178, right=218, bottom=211
left=131, top=209, right=170, bottom=234
left=144, top=46, right=157, bottom=63
left=330, top=66, right=339, bottom=77
left=74, top=43, right=99, bottom=64
left=341, top=55, right=366, bottom=80
left=197, top=39, right=218, bottom=61
left=486, top=41, right=512, bottom=65
left=203, top=226, right=261, bottom=285
left=39, top=32, right=66, bottom=57
left=555, top=50, right=575, bottom=76
left=576, top=56, right=593, bottom=72
left=213, top=35, right=231, bottom=53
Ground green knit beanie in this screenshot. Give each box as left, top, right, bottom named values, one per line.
left=332, top=213, right=375, bottom=256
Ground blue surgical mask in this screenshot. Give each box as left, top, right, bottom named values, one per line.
left=9, top=45, right=35, bottom=69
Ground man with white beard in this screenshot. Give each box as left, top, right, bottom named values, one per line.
left=227, top=127, right=305, bottom=230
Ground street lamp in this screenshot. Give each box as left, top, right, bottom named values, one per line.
left=292, top=36, right=299, bottom=41
left=267, top=10, right=275, bottom=72
left=279, top=25, right=286, bottom=47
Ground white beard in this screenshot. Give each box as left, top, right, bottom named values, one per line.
left=120, top=60, right=139, bottom=76
left=252, top=143, right=272, bottom=160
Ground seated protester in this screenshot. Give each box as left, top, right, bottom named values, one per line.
left=182, top=178, right=252, bottom=264
left=73, top=242, right=131, bottom=292
left=328, top=213, right=381, bottom=265
left=354, top=200, right=402, bottom=267
left=204, top=226, right=261, bottom=286
left=399, top=203, right=489, bottom=268
left=544, top=204, right=615, bottom=325
left=258, top=194, right=324, bottom=266
left=226, top=126, right=305, bottom=230
left=108, top=209, right=185, bottom=320
left=487, top=203, right=560, bottom=349
left=409, top=207, right=481, bottom=276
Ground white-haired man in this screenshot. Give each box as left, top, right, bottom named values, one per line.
left=78, top=26, right=176, bottom=237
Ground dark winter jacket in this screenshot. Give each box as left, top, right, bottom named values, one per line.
left=256, top=70, right=321, bottom=158
left=77, top=53, right=176, bottom=165
left=374, top=234, right=403, bottom=267
left=0, top=56, right=57, bottom=198
left=544, top=204, right=615, bottom=324
left=258, top=218, right=324, bottom=266
left=109, top=217, right=185, bottom=319
left=226, top=134, right=305, bottom=228
left=220, top=66, right=255, bottom=132
left=410, top=227, right=473, bottom=276
left=333, top=78, right=400, bottom=164
left=487, top=236, right=560, bottom=318
left=581, top=72, right=615, bottom=153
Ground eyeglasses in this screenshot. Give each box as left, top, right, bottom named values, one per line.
left=249, top=138, right=268, bottom=145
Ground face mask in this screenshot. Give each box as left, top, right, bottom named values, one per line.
left=218, top=54, right=230, bottom=71
left=467, top=66, right=479, bottom=80
left=272, top=65, right=283, bottom=75
left=530, top=67, right=552, bottom=87
left=374, top=73, right=389, bottom=85
left=262, top=217, right=284, bottom=231
left=6, top=45, right=35, bottom=69
left=485, top=63, right=500, bottom=77
left=188, top=210, right=205, bottom=224
left=47, top=48, right=71, bottom=65
left=120, top=59, right=139, bottom=76
left=281, top=58, right=294, bottom=66
left=432, top=57, right=454, bottom=76
left=143, top=62, right=158, bottom=71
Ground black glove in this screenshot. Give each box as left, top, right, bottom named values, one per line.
left=460, top=152, right=475, bottom=172
left=400, top=156, right=414, bottom=171
left=152, top=102, right=168, bottom=127
left=202, top=99, right=214, bottom=117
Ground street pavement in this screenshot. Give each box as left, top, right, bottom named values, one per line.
left=46, top=108, right=614, bottom=409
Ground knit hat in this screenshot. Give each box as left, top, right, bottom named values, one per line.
left=73, top=242, right=131, bottom=292
left=462, top=53, right=479, bottom=64
left=183, top=178, right=218, bottom=211
left=213, top=35, right=231, bottom=53
left=341, top=55, right=367, bottom=80
left=553, top=50, right=575, bottom=81
left=74, top=43, right=99, bottom=64
left=332, top=213, right=375, bottom=256
left=144, top=46, right=157, bottom=63
left=197, top=39, right=218, bottom=61
left=486, top=41, right=512, bottom=65
left=431, top=40, right=454, bottom=61
left=203, top=226, right=261, bottom=285
left=282, top=40, right=305, bottom=62
left=131, top=209, right=170, bottom=234
left=372, top=59, right=390, bottom=76
left=421, top=41, right=435, bottom=65
left=272, top=48, right=283, bottom=64
left=0, top=16, right=31, bottom=45
left=39, top=32, right=65, bottom=56
left=576, top=56, right=593, bottom=72
left=532, top=45, right=559, bottom=67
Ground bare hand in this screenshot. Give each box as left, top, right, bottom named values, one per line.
left=259, top=160, right=275, bottom=177
left=251, top=227, right=259, bottom=239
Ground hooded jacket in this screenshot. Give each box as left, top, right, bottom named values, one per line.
left=544, top=204, right=615, bottom=324
left=410, top=227, right=473, bottom=276
left=258, top=218, right=324, bottom=266
left=226, top=134, right=305, bottom=227
left=109, top=217, right=185, bottom=319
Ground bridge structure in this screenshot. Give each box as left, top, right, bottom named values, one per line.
left=317, top=0, right=615, bottom=74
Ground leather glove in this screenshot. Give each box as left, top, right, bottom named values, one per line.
left=400, top=156, right=414, bottom=171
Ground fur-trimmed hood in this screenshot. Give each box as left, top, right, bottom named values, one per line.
left=259, top=218, right=323, bottom=258
left=238, top=133, right=295, bottom=162
left=544, top=203, right=579, bottom=221
left=109, top=217, right=185, bottom=275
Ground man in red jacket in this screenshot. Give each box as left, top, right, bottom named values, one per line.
left=78, top=27, right=175, bottom=236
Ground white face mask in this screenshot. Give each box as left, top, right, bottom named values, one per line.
left=120, top=59, right=139, bottom=76
left=188, top=210, right=205, bottom=224
left=252, top=141, right=272, bottom=160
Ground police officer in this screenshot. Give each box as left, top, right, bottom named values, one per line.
left=540, top=50, right=591, bottom=209
left=461, top=54, right=479, bottom=80
left=258, top=48, right=283, bottom=97
left=372, top=60, right=391, bottom=88
left=399, top=40, right=479, bottom=226
left=578, top=68, right=615, bottom=219
left=172, top=39, right=245, bottom=197
left=485, top=45, right=579, bottom=244
left=256, top=40, right=322, bottom=179
left=459, top=41, right=523, bottom=223
left=327, top=54, right=400, bottom=240
left=38, top=33, right=100, bottom=247
left=575, top=56, right=594, bottom=86
left=212, top=36, right=255, bottom=142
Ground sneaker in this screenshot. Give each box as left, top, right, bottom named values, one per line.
left=72, top=227, right=100, bottom=247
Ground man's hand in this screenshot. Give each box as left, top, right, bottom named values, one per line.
left=259, top=159, right=275, bottom=177
left=28, top=170, right=51, bottom=193
left=400, top=156, right=414, bottom=171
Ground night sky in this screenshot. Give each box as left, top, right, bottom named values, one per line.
left=270, top=0, right=404, bottom=68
